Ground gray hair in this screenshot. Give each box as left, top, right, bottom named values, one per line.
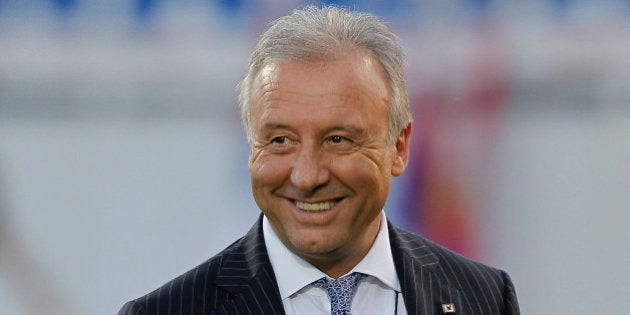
left=238, top=5, right=411, bottom=144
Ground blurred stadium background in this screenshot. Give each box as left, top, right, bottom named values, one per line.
left=0, top=1, right=628, bottom=314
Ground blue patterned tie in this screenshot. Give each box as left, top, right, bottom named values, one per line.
left=312, top=272, right=366, bottom=315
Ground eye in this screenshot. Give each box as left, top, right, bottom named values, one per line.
left=271, top=136, right=289, bottom=144
left=324, top=134, right=356, bottom=153
left=330, top=135, right=344, bottom=144
left=267, top=136, right=295, bottom=153
left=327, top=135, right=352, bottom=145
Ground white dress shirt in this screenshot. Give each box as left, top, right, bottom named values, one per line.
left=263, top=211, right=408, bottom=315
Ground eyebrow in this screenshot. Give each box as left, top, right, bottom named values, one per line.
left=260, top=123, right=293, bottom=132
left=326, top=125, right=365, bottom=135
left=258, top=122, right=367, bottom=138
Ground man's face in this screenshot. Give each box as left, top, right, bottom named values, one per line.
left=248, top=50, right=410, bottom=274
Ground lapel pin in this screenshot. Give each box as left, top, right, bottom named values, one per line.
left=442, top=303, right=456, bottom=313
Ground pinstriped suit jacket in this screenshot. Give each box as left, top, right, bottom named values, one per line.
left=119, top=216, right=520, bottom=314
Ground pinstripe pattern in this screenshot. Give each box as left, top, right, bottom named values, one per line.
left=389, top=226, right=520, bottom=314
left=119, top=215, right=519, bottom=314
left=119, top=220, right=284, bottom=315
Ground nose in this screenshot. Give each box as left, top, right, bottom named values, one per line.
left=290, top=144, right=329, bottom=193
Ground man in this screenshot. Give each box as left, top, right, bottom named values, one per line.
left=119, top=6, right=519, bottom=315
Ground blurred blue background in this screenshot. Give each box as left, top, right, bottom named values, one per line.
left=1, top=1, right=628, bottom=314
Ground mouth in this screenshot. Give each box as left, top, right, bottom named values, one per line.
left=293, top=199, right=341, bottom=212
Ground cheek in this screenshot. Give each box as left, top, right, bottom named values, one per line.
left=250, top=155, right=291, bottom=188
left=342, top=150, right=392, bottom=176
left=332, top=155, right=384, bottom=186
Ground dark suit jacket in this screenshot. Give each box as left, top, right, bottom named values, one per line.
left=119, top=216, right=519, bottom=314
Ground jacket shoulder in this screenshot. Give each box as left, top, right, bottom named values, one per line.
left=390, top=225, right=520, bottom=314
left=393, top=225, right=510, bottom=286
left=118, top=237, right=246, bottom=315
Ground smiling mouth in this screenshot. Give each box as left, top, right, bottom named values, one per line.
left=294, top=200, right=338, bottom=211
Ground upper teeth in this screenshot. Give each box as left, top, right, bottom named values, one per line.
left=295, top=200, right=336, bottom=211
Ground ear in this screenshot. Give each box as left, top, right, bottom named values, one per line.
left=391, top=123, right=412, bottom=177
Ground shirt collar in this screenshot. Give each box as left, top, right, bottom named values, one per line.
left=263, top=211, right=401, bottom=300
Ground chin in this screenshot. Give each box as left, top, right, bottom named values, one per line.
left=290, top=233, right=345, bottom=256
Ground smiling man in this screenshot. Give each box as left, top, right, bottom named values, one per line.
left=120, top=6, right=519, bottom=315
left=248, top=49, right=405, bottom=281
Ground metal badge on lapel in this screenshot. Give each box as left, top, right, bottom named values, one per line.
left=442, top=303, right=456, bottom=313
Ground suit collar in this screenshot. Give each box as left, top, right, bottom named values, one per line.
left=212, top=216, right=461, bottom=314
left=214, top=216, right=270, bottom=290
left=214, top=215, right=286, bottom=314
left=388, top=220, right=462, bottom=314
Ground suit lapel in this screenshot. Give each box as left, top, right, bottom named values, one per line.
left=388, top=221, right=462, bottom=314
left=211, top=217, right=462, bottom=314
left=213, top=216, right=286, bottom=314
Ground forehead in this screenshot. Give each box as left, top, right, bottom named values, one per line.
left=255, top=51, right=387, bottom=90
left=249, top=51, right=390, bottom=120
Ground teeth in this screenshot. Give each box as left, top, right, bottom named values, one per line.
left=295, top=200, right=336, bottom=211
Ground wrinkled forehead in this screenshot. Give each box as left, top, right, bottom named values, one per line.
left=251, top=46, right=385, bottom=85
left=250, top=52, right=389, bottom=102
left=247, top=52, right=391, bottom=138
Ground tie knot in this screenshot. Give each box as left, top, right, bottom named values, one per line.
left=312, top=272, right=366, bottom=315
